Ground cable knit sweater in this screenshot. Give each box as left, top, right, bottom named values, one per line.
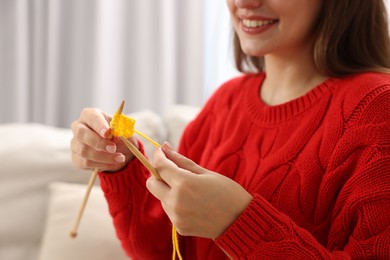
left=99, top=72, right=390, bottom=259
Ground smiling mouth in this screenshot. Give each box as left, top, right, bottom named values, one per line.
left=242, top=19, right=278, bottom=28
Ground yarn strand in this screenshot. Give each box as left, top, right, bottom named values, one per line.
left=172, top=225, right=183, bottom=260
left=134, top=129, right=161, bottom=148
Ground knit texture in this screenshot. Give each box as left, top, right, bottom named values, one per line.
left=99, top=72, right=390, bottom=259
left=110, top=112, right=136, bottom=138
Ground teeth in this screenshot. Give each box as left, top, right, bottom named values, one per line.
left=242, top=19, right=275, bottom=28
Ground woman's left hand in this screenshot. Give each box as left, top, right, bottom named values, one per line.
left=146, top=143, right=253, bottom=240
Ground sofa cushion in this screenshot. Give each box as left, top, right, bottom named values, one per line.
left=37, top=182, right=128, bottom=260
left=163, top=105, right=200, bottom=150
left=0, top=123, right=88, bottom=260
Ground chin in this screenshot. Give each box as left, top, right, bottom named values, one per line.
left=241, top=47, right=264, bottom=57
left=239, top=41, right=266, bottom=57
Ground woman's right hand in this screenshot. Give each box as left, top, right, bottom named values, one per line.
left=71, top=108, right=136, bottom=172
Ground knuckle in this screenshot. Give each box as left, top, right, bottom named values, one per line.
left=71, top=154, right=90, bottom=170
left=80, top=108, right=107, bottom=130
left=74, top=126, right=87, bottom=140
left=77, top=144, right=89, bottom=158
left=95, top=138, right=107, bottom=151
left=70, top=120, right=78, bottom=132
left=153, top=156, right=165, bottom=168
left=80, top=107, right=94, bottom=118
left=79, top=157, right=92, bottom=169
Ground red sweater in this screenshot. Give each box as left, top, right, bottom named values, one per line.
left=99, top=72, right=390, bottom=259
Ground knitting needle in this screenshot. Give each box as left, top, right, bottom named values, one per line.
left=119, top=136, right=162, bottom=180
left=70, top=101, right=125, bottom=239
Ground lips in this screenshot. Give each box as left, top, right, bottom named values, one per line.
left=242, top=19, right=278, bottom=28
left=238, top=17, right=278, bottom=35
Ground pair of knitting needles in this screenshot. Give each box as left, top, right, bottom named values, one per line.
left=70, top=101, right=161, bottom=238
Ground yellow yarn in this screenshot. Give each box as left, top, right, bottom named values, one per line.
left=172, top=226, right=183, bottom=260
left=110, top=113, right=135, bottom=138
left=134, top=129, right=160, bottom=148
left=110, top=111, right=183, bottom=259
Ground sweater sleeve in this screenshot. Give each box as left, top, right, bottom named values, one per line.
left=215, top=85, right=390, bottom=259
left=98, top=142, right=173, bottom=260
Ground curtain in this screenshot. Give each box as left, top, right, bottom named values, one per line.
left=0, top=0, right=206, bottom=128
left=203, top=0, right=240, bottom=98
left=2, top=0, right=390, bottom=128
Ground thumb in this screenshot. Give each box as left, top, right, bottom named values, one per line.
left=161, top=142, right=205, bottom=174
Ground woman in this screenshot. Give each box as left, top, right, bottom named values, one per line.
left=71, top=0, right=390, bottom=259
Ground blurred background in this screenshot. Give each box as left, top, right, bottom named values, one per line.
left=2, top=2, right=390, bottom=260
left=3, top=0, right=390, bottom=128
left=0, top=0, right=240, bottom=128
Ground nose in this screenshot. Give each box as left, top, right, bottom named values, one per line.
left=234, top=0, right=262, bottom=8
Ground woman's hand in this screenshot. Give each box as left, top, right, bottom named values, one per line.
left=70, top=108, right=136, bottom=172
left=146, top=143, right=253, bottom=239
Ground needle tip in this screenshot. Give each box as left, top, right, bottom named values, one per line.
left=116, top=100, right=125, bottom=114
left=70, top=231, right=78, bottom=239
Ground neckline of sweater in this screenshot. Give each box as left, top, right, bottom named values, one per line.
left=245, top=73, right=336, bottom=124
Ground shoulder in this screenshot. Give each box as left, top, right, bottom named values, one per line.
left=335, top=72, right=390, bottom=100
left=333, top=72, right=390, bottom=126
left=339, top=71, right=390, bottom=87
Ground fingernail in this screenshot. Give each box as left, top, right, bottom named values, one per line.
left=114, top=154, right=125, bottom=163
left=162, top=144, right=175, bottom=157
left=100, top=129, right=107, bottom=137
left=163, top=142, right=173, bottom=150
left=106, top=145, right=116, bottom=153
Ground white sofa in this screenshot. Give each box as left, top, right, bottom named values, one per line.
left=0, top=105, right=200, bottom=260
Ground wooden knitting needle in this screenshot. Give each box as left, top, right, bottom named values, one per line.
left=119, top=136, right=162, bottom=180
left=70, top=101, right=125, bottom=239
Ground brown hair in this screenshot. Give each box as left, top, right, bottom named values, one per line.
left=234, top=0, right=390, bottom=77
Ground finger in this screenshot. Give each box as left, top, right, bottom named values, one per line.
left=71, top=138, right=126, bottom=164
left=153, top=147, right=192, bottom=185
left=78, top=108, right=111, bottom=138
left=72, top=120, right=117, bottom=153
left=71, top=150, right=126, bottom=171
left=146, top=176, right=171, bottom=201
left=161, top=142, right=206, bottom=174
